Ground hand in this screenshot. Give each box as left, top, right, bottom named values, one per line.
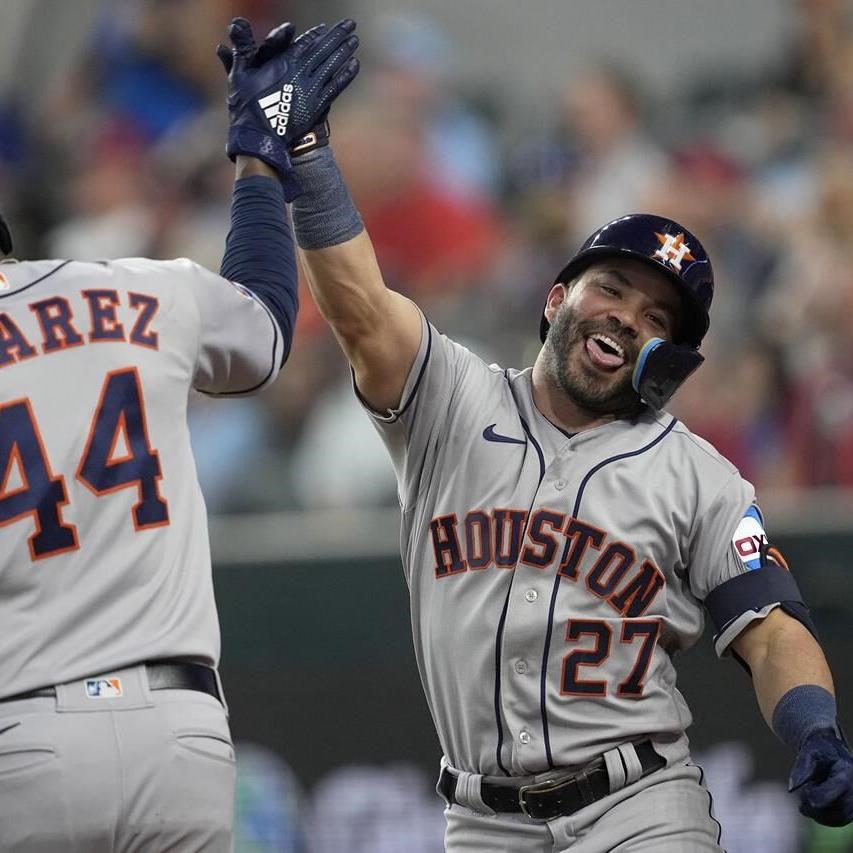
left=216, top=18, right=359, bottom=194
left=789, top=728, right=853, bottom=826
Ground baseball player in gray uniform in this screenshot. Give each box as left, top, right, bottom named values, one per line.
left=0, top=18, right=358, bottom=852
left=269, top=43, right=853, bottom=850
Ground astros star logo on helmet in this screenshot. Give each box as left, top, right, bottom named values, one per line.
left=653, top=232, right=695, bottom=271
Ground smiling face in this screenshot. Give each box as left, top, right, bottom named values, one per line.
left=541, top=258, right=682, bottom=415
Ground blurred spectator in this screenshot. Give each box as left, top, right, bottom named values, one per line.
left=234, top=742, right=307, bottom=852
left=331, top=83, right=504, bottom=304
left=306, top=764, right=445, bottom=853
left=289, top=376, right=398, bottom=510
left=46, top=123, right=157, bottom=259
left=759, top=146, right=853, bottom=486
left=672, top=339, right=796, bottom=491
left=188, top=393, right=269, bottom=514
left=83, top=0, right=235, bottom=142
left=371, top=11, right=502, bottom=201
left=560, top=62, right=668, bottom=245
left=697, top=742, right=802, bottom=853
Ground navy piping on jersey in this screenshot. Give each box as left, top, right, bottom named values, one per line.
left=199, top=292, right=281, bottom=396
left=353, top=320, right=433, bottom=422
left=397, top=321, right=433, bottom=419
left=692, top=762, right=725, bottom=847
left=0, top=261, right=71, bottom=299
left=491, top=412, right=545, bottom=776
left=539, top=415, right=678, bottom=768
left=492, top=588, right=515, bottom=776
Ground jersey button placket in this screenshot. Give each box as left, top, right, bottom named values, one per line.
left=514, top=660, right=528, bottom=675
left=525, top=589, right=538, bottom=603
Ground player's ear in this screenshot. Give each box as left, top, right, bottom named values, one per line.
left=543, top=283, right=568, bottom=325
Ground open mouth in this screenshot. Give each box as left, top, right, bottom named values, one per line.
left=584, top=333, right=627, bottom=371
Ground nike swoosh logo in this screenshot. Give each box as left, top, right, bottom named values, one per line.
left=0, top=722, right=21, bottom=736
left=482, top=424, right=526, bottom=445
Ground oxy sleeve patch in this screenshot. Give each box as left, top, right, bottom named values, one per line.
left=732, top=504, right=767, bottom=570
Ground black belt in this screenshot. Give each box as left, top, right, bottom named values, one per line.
left=0, top=661, right=221, bottom=704
left=438, top=740, right=665, bottom=822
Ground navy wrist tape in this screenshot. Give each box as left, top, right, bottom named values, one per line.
left=290, top=146, right=364, bottom=250
left=772, top=684, right=838, bottom=750
left=221, top=175, right=298, bottom=364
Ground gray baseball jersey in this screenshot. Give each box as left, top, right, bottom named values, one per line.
left=362, top=310, right=780, bottom=778
left=0, top=257, right=283, bottom=698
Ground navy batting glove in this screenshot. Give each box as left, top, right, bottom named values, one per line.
left=216, top=18, right=359, bottom=200
left=789, top=728, right=853, bottom=826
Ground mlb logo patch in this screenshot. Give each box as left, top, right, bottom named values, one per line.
left=85, top=677, right=123, bottom=698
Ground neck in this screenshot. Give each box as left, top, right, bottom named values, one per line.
left=531, top=358, right=620, bottom=434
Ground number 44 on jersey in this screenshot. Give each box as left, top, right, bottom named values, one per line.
left=0, top=367, right=169, bottom=561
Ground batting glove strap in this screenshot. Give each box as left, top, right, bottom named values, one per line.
left=226, top=126, right=302, bottom=201
left=290, top=120, right=331, bottom=157
left=789, top=728, right=853, bottom=827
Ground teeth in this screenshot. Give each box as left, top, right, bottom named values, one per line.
left=590, top=334, right=625, bottom=358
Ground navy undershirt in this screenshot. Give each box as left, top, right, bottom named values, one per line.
left=220, top=175, right=297, bottom=365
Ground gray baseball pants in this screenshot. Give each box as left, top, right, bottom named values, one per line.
left=0, top=664, right=236, bottom=852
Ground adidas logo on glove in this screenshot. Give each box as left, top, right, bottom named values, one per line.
left=258, top=84, right=294, bottom=136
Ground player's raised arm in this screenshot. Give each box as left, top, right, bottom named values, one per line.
left=288, top=128, right=423, bottom=415
left=209, top=18, right=361, bottom=381
left=294, top=198, right=422, bottom=414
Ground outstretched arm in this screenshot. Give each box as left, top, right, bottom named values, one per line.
left=732, top=609, right=853, bottom=826
left=732, top=607, right=833, bottom=725
left=290, top=146, right=423, bottom=413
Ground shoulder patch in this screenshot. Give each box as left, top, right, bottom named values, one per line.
left=732, top=505, right=767, bottom=570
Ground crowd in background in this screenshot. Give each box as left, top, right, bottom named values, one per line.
left=1, top=0, right=852, bottom=514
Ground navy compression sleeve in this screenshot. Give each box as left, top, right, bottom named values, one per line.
left=220, top=175, right=298, bottom=364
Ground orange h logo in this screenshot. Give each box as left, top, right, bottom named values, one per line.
left=653, top=232, right=695, bottom=271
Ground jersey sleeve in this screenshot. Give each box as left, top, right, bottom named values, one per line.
left=689, top=478, right=810, bottom=657
left=353, top=306, right=487, bottom=510
left=178, top=259, right=285, bottom=395
left=687, top=472, right=755, bottom=602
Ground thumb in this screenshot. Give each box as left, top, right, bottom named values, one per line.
left=790, top=751, right=820, bottom=792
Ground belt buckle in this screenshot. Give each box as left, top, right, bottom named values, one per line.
left=517, top=774, right=575, bottom=822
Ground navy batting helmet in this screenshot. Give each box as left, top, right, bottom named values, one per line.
left=0, top=212, right=12, bottom=256
left=540, top=213, right=715, bottom=409
left=540, top=213, right=713, bottom=348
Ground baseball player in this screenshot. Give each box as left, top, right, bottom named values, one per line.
left=268, top=51, right=853, bottom=852
left=0, top=19, right=358, bottom=852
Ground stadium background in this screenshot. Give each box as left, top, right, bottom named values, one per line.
left=2, top=0, right=853, bottom=849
